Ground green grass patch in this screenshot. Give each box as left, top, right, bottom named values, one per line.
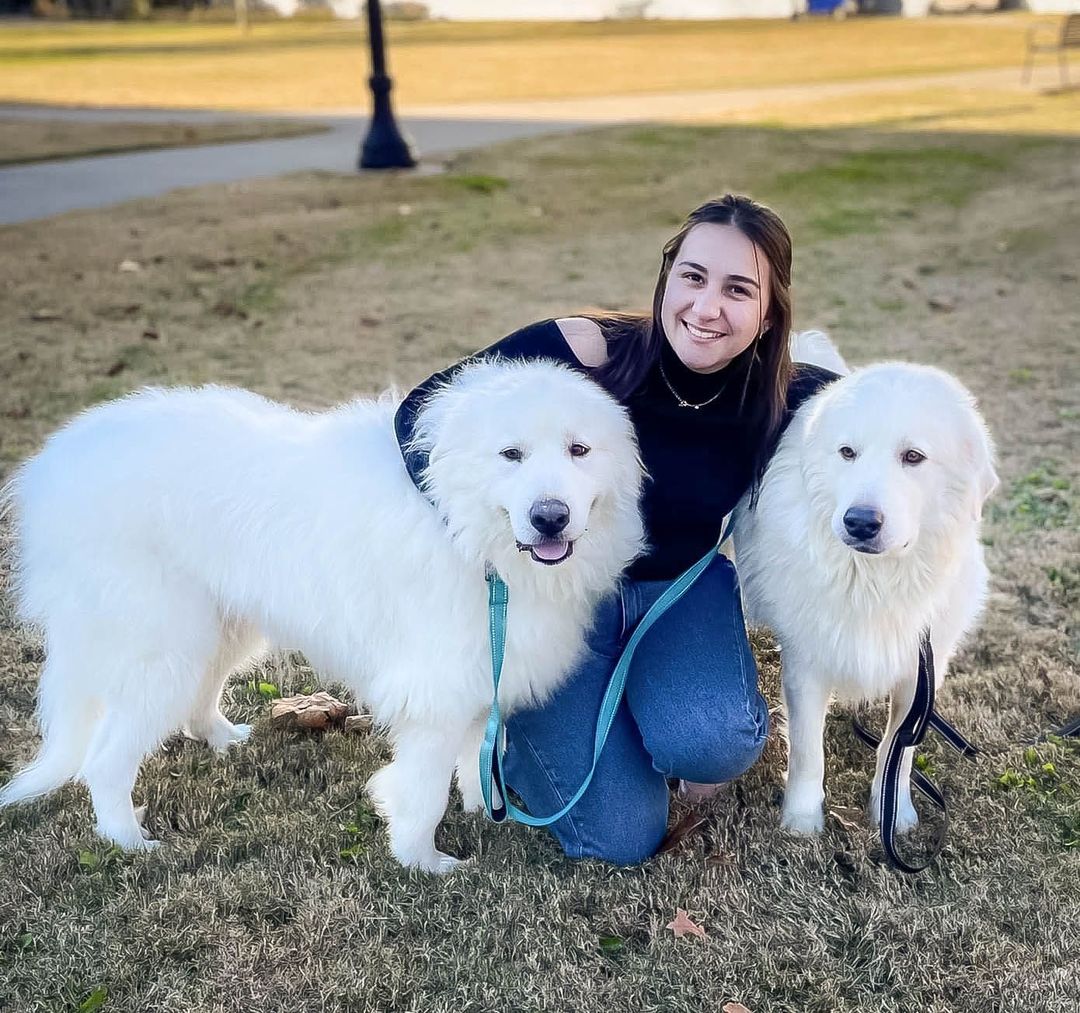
left=993, top=462, right=1074, bottom=531
left=770, top=146, right=1011, bottom=240
left=996, top=738, right=1080, bottom=850
left=445, top=173, right=511, bottom=195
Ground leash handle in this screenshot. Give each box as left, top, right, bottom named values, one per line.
left=480, top=545, right=721, bottom=828
left=877, top=633, right=941, bottom=873
left=851, top=633, right=979, bottom=874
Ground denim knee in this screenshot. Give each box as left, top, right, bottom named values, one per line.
left=648, top=686, right=768, bottom=781
left=551, top=784, right=669, bottom=866
left=644, top=692, right=769, bottom=784
left=622, top=557, right=769, bottom=785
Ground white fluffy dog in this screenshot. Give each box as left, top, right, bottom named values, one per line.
left=0, top=360, right=644, bottom=872
left=733, top=334, right=998, bottom=835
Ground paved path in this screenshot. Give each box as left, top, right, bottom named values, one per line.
left=0, top=112, right=589, bottom=225
left=0, top=65, right=1039, bottom=226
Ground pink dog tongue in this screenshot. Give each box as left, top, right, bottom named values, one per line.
left=532, top=539, right=569, bottom=561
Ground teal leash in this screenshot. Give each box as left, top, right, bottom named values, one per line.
left=479, top=544, right=724, bottom=827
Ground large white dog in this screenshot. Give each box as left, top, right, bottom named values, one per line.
left=0, top=360, right=644, bottom=872
left=733, top=333, right=998, bottom=835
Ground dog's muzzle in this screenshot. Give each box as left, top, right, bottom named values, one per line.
left=518, top=498, right=574, bottom=565
left=842, top=505, right=885, bottom=554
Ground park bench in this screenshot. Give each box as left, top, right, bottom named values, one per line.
left=1022, top=13, right=1080, bottom=88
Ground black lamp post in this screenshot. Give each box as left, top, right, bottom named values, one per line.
left=359, top=0, right=417, bottom=170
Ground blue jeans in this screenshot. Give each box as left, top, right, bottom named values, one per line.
left=503, top=554, right=768, bottom=865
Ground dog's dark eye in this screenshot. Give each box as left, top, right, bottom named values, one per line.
left=839, top=445, right=857, bottom=461
left=569, top=443, right=590, bottom=458
left=902, top=449, right=926, bottom=466
left=500, top=447, right=523, bottom=462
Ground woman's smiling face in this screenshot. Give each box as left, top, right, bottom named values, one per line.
left=660, top=222, right=772, bottom=375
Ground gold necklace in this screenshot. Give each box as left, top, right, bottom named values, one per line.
left=658, top=361, right=726, bottom=410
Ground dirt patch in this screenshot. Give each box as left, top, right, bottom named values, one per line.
left=0, top=122, right=1077, bottom=1012
left=0, top=116, right=327, bottom=166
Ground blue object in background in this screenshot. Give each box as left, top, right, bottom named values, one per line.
left=807, top=0, right=848, bottom=13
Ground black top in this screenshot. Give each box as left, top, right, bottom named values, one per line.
left=394, top=319, right=838, bottom=581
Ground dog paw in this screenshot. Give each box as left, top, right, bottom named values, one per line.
left=400, top=849, right=468, bottom=875
left=225, top=723, right=253, bottom=744
left=430, top=852, right=469, bottom=874
left=781, top=807, right=825, bottom=835
left=99, top=822, right=161, bottom=851
left=868, top=795, right=919, bottom=833
left=202, top=721, right=253, bottom=752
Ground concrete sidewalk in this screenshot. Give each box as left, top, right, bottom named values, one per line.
left=0, top=113, right=590, bottom=226
left=0, top=65, right=1041, bottom=226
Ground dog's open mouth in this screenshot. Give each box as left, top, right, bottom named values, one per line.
left=517, top=538, right=575, bottom=565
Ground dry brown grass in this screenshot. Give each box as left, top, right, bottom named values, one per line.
left=0, top=116, right=325, bottom=165
left=0, top=119, right=1077, bottom=1012
left=0, top=14, right=1060, bottom=111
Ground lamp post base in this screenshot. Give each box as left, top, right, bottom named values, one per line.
left=359, top=74, right=417, bottom=171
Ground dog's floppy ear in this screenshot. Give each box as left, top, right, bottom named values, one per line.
left=964, top=411, right=999, bottom=523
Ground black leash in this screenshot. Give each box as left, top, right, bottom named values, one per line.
left=1051, top=712, right=1080, bottom=739
left=851, top=631, right=980, bottom=874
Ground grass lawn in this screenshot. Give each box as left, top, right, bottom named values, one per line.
left=0, top=13, right=1062, bottom=111
left=1, top=92, right=1078, bottom=1010
left=0, top=116, right=325, bottom=165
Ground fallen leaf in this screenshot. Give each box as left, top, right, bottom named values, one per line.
left=77, top=986, right=109, bottom=1013
left=344, top=713, right=374, bottom=734
left=270, top=691, right=349, bottom=731
left=829, top=805, right=863, bottom=832
left=927, top=295, right=955, bottom=313
left=666, top=908, right=706, bottom=939
left=30, top=308, right=61, bottom=321
left=723, top=1003, right=753, bottom=1013
left=142, top=327, right=160, bottom=341
left=118, top=259, right=143, bottom=273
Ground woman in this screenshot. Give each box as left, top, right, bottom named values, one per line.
left=394, top=194, right=837, bottom=865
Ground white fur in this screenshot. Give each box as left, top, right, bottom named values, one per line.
left=733, top=334, right=998, bottom=834
left=0, top=359, right=644, bottom=872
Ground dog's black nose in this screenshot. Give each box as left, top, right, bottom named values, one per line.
left=530, top=499, right=570, bottom=537
left=843, top=506, right=884, bottom=541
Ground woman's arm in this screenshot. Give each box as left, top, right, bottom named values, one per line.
left=393, top=318, right=605, bottom=489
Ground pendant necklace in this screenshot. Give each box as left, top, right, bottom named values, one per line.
left=658, top=361, right=726, bottom=410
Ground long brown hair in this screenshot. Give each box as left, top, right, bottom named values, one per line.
left=587, top=194, right=794, bottom=492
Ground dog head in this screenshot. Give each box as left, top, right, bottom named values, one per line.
left=801, top=362, right=998, bottom=557
left=411, top=358, right=645, bottom=594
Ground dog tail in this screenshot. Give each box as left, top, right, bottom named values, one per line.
left=0, top=664, right=100, bottom=808
left=1, top=462, right=35, bottom=626
left=789, top=330, right=849, bottom=376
